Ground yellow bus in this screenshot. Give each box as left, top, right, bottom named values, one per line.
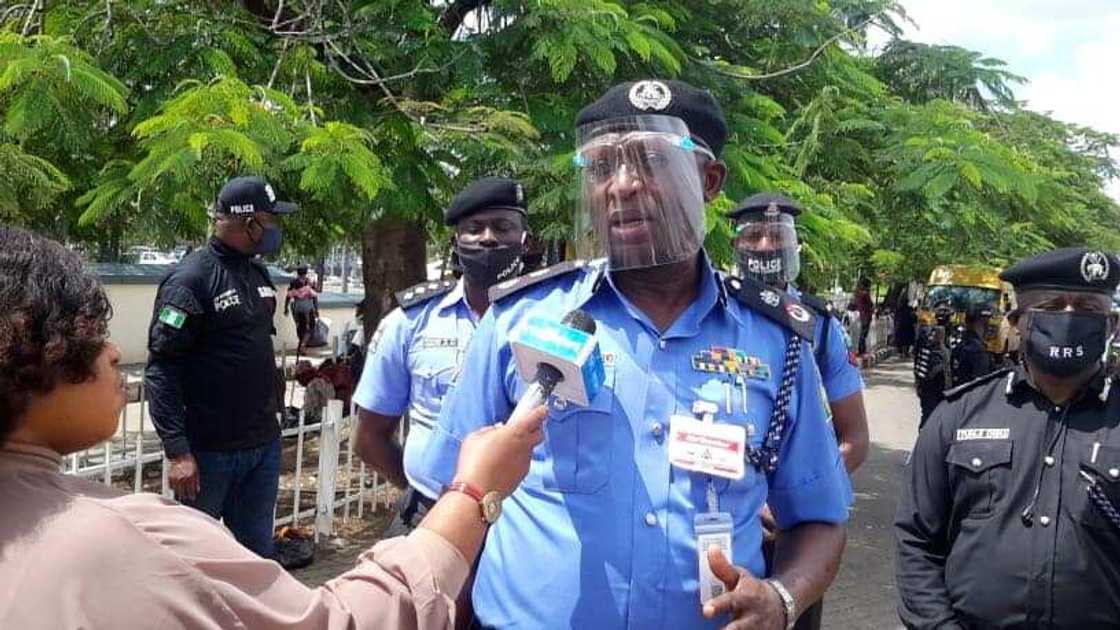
left=918, top=265, right=1019, bottom=357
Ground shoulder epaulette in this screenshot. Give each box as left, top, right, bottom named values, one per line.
left=943, top=367, right=1014, bottom=401
left=724, top=275, right=816, bottom=341
left=801, top=293, right=833, bottom=319
left=488, top=259, right=590, bottom=303
left=395, top=279, right=456, bottom=310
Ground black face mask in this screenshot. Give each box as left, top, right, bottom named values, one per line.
left=737, top=250, right=785, bottom=287
left=1024, top=310, right=1109, bottom=377
left=455, top=242, right=524, bottom=289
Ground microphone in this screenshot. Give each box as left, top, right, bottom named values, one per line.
left=507, top=309, right=603, bottom=425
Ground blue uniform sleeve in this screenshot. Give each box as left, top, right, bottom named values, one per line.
left=820, top=316, right=863, bottom=403
left=413, top=307, right=515, bottom=492
left=769, top=338, right=852, bottom=529
left=352, top=308, right=412, bottom=417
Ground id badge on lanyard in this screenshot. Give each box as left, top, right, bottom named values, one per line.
left=673, top=400, right=739, bottom=604
left=696, top=484, right=733, bottom=604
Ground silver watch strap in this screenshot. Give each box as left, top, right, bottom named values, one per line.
left=764, top=578, right=796, bottom=630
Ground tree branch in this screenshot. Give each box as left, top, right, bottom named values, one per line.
left=700, top=14, right=881, bottom=82
left=439, top=0, right=488, bottom=34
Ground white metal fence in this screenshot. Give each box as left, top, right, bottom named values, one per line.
left=63, top=345, right=396, bottom=543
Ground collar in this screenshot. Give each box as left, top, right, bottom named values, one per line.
left=208, top=236, right=252, bottom=260
left=595, top=253, right=723, bottom=338
left=437, top=278, right=469, bottom=314
left=0, top=441, right=62, bottom=473
left=1006, top=363, right=1110, bottom=405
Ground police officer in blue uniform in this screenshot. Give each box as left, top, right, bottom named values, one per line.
left=416, top=80, right=850, bottom=630
left=727, top=192, right=868, bottom=473
left=352, top=176, right=530, bottom=536
left=727, top=193, right=869, bottom=629
left=897, top=247, right=1120, bottom=629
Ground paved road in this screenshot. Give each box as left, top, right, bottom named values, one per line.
left=824, top=357, right=918, bottom=630
left=295, top=357, right=923, bottom=630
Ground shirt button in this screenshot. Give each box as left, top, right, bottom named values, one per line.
left=1039, top=515, right=1052, bottom=527
left=1044, top=456, right=1055, bottom=467
left=644, top=512, right=658, bottom=527
left=552, top=398, right=568, bottom=411
left=659, top=339, right=667, bottom=350
left=971, top=457, right=983, bottom=468
left=1110, top=468, right=1120, bottom=479
left=651, top=422, right=665, bottom=438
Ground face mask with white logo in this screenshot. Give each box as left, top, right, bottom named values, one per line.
left=1024, top=310, right=1108, bottom=377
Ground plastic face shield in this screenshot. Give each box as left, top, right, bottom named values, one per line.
left=733, top=209, right=800, bottom=287
left=573, top=115, right=713, bottom=271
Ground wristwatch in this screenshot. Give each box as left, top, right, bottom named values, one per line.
left=764, top=578, right=797, bottom=630
left=446, top=480, right=503, bottom=524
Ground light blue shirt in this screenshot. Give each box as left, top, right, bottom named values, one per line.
left=789, top=287, right=864, bottom=403
left=416, top=257, right=851, bottom=630
left=353, top=280, right=477, bottom=499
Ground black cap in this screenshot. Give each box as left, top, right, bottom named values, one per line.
left=215, top=176, right=298, bottom=216
left=575, top=80, right=729, bottom=157
left=1000, top=247, right=1120, bottom=295
left=444, top=177, right=527, bottom=226
left=726, top=192, right=802, bottom=221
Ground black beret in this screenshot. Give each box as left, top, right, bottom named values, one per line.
left=1000, top=247, right=1120, bottom=294
left=726, top=192, right=802, bottom=221
left=444, top=177, right=527, bottom=226
left=575, top=80, right=729, bottom=157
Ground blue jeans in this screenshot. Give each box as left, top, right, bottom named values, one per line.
left=185, top=439, right=281, bottom=558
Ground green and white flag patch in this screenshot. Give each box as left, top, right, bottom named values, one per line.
left=159, top=306, right=187, bottom=329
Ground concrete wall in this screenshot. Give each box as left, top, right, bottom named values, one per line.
left=104, top=282, right=360, bottom=365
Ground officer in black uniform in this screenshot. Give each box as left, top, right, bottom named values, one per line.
left=949, top=303, right=993, bottom=387
left=145, top=175, right=296, bottom=558
left=896, top=247, right=1120, bottom=629
left=913, top=301, right=953, bottom=427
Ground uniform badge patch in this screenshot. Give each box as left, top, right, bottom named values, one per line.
left=692, top=346, right=771, bottom=380
left=158, top=306, right=187, bottom=329
left=257, top=286, right=277, bottom=298
left=760, top=289, right=781, bottom=308
left=955, top=428, right=1010, bottom=441
left=419, top=337, right=458, bottom=349
left=213, top=289, right=241, bottom=313
left=628, top=80, right=673, bottom=111
left=1081, top=251, right=1110, bottom=283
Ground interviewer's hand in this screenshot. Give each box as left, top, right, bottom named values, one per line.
left=454, top=406, right=547, bottom=497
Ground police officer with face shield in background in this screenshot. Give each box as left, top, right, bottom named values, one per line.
left=728, top=193, right=869, bottom=630
left=145, top=175, right=296, bottom=558
left=896, top=247, right=1120, bottom=629
left=728, top=193, right=869, bottom=474
left=352, top=176, right=531, bottom=537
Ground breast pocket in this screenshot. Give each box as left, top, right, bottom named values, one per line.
left=1072, top=445, right=1120, bottom=531
left=533, top=377, right=616, bottom=495
left=946, top=440, right=1014, bottom=519
left=415, top=362, right=456, bottom=404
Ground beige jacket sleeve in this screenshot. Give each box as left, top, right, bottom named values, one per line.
left=115, top=495, right=469, bottom=630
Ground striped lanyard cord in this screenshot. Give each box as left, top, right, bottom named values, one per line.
left=747, top=332, right=802, bottom=475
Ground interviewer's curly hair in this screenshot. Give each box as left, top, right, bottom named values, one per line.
left=0, top=227, right=112, bottom=442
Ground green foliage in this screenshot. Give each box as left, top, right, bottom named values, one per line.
left=0, top=0, right=1115, bottom=296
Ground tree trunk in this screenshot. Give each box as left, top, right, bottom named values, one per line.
left=360, top=216, right=427, bottom=339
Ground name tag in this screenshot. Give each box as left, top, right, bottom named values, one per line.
left=418, top=337, right=458, bottom=349
left=258, top=286, right=277, bottom=298
left=668, top=415, right=746, bottom=480
left=956, top=428, right=1010, bottom=441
